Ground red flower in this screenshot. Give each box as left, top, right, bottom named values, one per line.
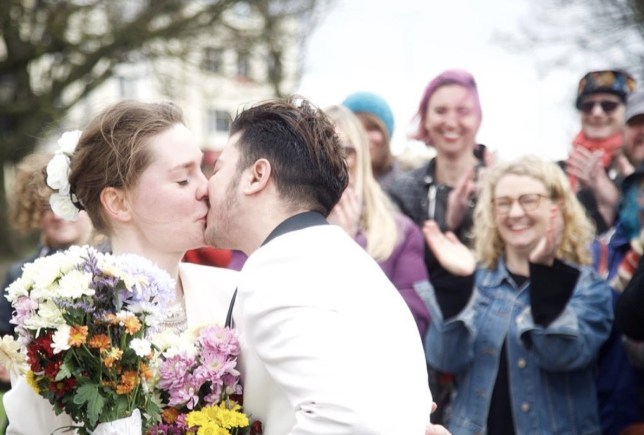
left=49, top=378, right=76, bottom=399
left=44, top=359, right=62, bottom=379
left=33, top=332, right=55, bottom=358
left=250, top=420, right=263, bottom=435
left=26, top=332, right=58, bottom=372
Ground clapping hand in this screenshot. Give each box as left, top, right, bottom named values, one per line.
left=423, top=220, right=476, bottom=276
left=566, top=147, right=603, bottom=189
left=327, top=187, right=362, bottom=237
left=529, top=205, right=564, bottom=266
left=445, top=167, right=475, bottom=231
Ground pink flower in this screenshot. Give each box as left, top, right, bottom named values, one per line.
left=158, top=354, right=196, bottom=392
left=198, top=325, right=240, bottom=356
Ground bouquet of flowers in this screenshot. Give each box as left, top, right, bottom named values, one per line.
left=147, top=324, right=255, bottom=435
left=4, top=244, right=175, bottom=434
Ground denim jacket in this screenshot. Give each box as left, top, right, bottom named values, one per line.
left=416, top=258, right=613, bottom=435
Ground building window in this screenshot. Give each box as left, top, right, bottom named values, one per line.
left=203, top=47, right=223, bottom=73
left=207, top=109, right=231, bottom=133
left=237, top=50, right=250, bottom=78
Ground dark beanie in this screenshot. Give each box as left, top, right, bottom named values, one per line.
left=576, top=70, right=636, bottom=109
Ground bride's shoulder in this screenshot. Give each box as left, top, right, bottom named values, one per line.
left=179, top=262, right=238, bottom=298
left=179, top=261, right=239, bottom=280
left=179, top=263, right=239, bottom=327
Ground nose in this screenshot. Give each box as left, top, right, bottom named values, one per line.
left=196, top=171, right=208, bottom=200
left=507, top=199, right=525, bottom=217
left=444, top=111, right=458, bottom=125
left=590, top=103, right=604, bottom=116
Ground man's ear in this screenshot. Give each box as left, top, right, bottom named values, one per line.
left=244, top=158, right=272, bottom=195
left=100, top=187, right=131, bottom=223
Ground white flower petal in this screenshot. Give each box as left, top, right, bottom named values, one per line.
left=46, top=153, right=71, bottom=191
left=49, top=192, right=79, bottom=221
left=51, top=324, right=71, bottom=354
left=57, top=130, right=82, bottom=155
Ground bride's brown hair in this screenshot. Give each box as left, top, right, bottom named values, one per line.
left=68, top=100, right=184, bottom=233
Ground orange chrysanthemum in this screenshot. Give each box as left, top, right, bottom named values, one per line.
left=103, top=313, right=119, bottom=325
left=116, top=371, right=139, bottom=395
left=68, top=325, right=88, bottom=347
left=88, top=334, right=111, bottom=351
left=102, top=348, right=123, bottom=368
left=123, top=316, right=141, bottom=335
left=162, top=407, right=180, bottom=424
left=139, top=362, right=153, bottom=381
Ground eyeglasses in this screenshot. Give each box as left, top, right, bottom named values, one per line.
left=579, top=100, right=620, bottom=114
left=492, top=193, right=550, bottom=215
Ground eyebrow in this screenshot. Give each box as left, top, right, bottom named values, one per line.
left=169, top=160, right=198, bottom=173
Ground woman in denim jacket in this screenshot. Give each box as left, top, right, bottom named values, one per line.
left=416, top=155, right=613, bottom=434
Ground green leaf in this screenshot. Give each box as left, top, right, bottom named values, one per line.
left=55, top=363, right=72, bottom=381
left=73, top=384, right=105, bottom=428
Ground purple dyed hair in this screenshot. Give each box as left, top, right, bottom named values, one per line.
left=410, top=69, right=482, bottom=142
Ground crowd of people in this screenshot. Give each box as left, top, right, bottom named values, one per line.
left=0, top=68, right=643, bottom=435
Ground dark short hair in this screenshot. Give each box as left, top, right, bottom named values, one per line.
left=230, top=96, right=348, bottom=215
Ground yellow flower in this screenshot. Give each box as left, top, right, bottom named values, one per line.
left=26, top=370, right=40, bottom=394
left=186, top=401, right=249, bottom=432
left=68, top=325, right=88, bottom=347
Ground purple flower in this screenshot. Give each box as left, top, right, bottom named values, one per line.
left=169, top=382, right=201, bottom=409
left=198, top=325, right=240, bottom=356
left=158, top=354, right=195, bottom=391
left=114, top=254, right=174, bottom=307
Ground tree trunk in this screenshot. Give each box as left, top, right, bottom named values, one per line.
left=0, top=163, right=19, bottom=259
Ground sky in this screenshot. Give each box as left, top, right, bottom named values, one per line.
left=296, top=0, right=594, bottom=162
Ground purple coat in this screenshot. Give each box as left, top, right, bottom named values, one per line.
left=356, top=213, right=430, bottom=337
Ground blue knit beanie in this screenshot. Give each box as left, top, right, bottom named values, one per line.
left=342, top=92, right=394, bottom=139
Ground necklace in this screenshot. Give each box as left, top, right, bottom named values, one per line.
left=161, top=296, right=188, bottom=333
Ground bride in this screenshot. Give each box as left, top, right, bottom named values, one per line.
left=4, top=100, right=238, bottom=434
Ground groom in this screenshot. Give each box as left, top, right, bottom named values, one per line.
left=205, top=97, right=435, bottom=434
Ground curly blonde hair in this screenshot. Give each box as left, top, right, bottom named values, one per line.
left=473, top=155, right=595, bottom=268
left=8, top=152, right=54, bottom=234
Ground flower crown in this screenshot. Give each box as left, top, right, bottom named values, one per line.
left=46, top=130, right=83, bottom=221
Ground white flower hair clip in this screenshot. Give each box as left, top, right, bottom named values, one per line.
left=46, top=130, right=83, bottom=221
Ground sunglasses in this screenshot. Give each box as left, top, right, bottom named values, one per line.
left=579, top=100, right=620, bottom=114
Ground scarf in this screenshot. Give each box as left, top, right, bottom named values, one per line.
left=568, top=131, right=623, bottom=190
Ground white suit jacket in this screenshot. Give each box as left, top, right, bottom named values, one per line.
left=235, top=224, right=432, bottom=435
left=4, top=263, right=238, bottom=435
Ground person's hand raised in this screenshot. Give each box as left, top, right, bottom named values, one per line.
left=423, top=220, right=475, bottom=276
left=327, top=187, right=362, bottom=237
left=566, top=146, right=603, bottom=189
left=445, top=167, right=475, bottom=231
left=529, top=205, right=564, bottom=266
